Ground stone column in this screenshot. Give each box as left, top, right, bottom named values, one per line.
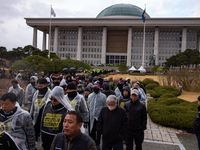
left=127, top=27, right=132, bottom=67
left=42, top=31, right=46, bottom=51
left=54, top=26, right=59, bottom=55
left=101, top=27, right=107, bottom=65
left=33, top=27, right=37, bottom=48
left=181, top=27, right=187, bottom=52
left=77, top=26, right=82, bottom=61
left=154, top=27, right=159, bottom=65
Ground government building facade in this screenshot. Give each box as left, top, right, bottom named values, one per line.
left=25, top=3, right=200, bottom=67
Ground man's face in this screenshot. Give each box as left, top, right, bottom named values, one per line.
left=54, top=79, right=60, bottom=83
left=123, top=90, right=129, bottom=96
left=84, top=91, right=90, bottom=97
left=105, top=90, right=110, bottom=93
left=198, top=100, right=200, bottom=106
left=30, top=78, right=35, bottom=83
left=63, top=114, right=82, bottom=140
left=50, top=96, right=60, bottom=106
left=1, top=99, right=16, bottom=113
left=37, top=83, right=47, bottom=89
left=12, top=83, right=17, bottom=88
left=131, top=94, right=139, bottom=102
left=107, top=101, right=117, bottom=111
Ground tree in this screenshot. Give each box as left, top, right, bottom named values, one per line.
left=10, top=55, right=54, bottom=73
left=118, top=62, right=128, bottom=74
left=0, top=46, right=7, bottom=59
left=151, top=65, right=159, bottom=74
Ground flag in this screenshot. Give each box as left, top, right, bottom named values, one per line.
left=51, top=7, right=56, bottom=17
left=142, top=9, right=146, bottom=22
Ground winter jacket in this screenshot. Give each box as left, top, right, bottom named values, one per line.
left=40, top=101, right=68, bottom=148
left=193, top=106, right=200, bottom=136
left=8, top=84, right=24, bottom=106
left=88, top=91, right=107, bottom=132
left=118, top=86, right=131, bottom=108
left=30, top=89, right=51, bottom=125
left=124, top=99, right=147, bottom=132
left=0, top=106, right=35, bottom=150
left=65, top=93, right=89, bottom=122
left=102, top=90, right=115, bottom=97
left=98, top=106, right=128, bottom=144
left=25, top=76, right=38, bottom=111
left=50, top=131, right=96, bottom=150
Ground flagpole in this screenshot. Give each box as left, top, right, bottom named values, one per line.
left=48, top=5, right=52, bottom=59
left=142, top=4, right=146, bottom=68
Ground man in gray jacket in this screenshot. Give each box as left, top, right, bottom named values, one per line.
left=0, top=93, right=35, bottom=150
left=24, top=76, right=38, bottom=111
left=8, top=79, right=24, bottom=106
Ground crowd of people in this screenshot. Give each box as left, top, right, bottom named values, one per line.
left=0, top=73, right=148, bottom=150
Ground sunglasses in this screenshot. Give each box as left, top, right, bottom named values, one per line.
left=50, top=97, right=57, bottom=102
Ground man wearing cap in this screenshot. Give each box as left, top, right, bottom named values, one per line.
left=98, top=95, right=128, bottom=150
left=88, top=83, right=107, bottom=148
left=115, top=82, right=124, bottom=98
left=51, top=76, right=61, bottom=89
left=65, top=82, right=88, bottom=125
left=108, top=77, right=114, bottom=90
left=124, top=89, right=147, bottom=150
left=126, top=77, right=132, bottom=88
left=132, top=83, right=146, bottom=104
left=193, top=96, right=200, bottom=150
left=102, top=83, right=115, bottom=98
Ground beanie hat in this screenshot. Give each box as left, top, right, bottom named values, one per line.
left=67, top=82, right=76, bottom=90
left=84, top=87, right=91, bottom=93
left=104, top=84, right=110, bottom=90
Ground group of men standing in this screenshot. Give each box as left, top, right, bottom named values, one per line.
left=0, top=74, right=147, bottom=150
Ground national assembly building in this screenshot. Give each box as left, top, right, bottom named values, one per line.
left=25, top=3, right=200, bottom=68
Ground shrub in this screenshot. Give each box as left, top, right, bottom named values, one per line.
left=147, top=97, right=197, bottom=129
left=145, top=83, right=160, bottom=90
left=143, top=78, right=159, bottom=87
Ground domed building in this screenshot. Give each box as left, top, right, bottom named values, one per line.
left=25, top=3, right=200, bottom=68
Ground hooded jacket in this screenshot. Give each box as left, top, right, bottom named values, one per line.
left=65, top=93, right=89, bottom=122
left=0, top=105, right=35, bottom=150
left=30, top=88, right=51, bottom=125
left=25, top=76, right=38, bottom=111
left=8, top=84, right=24, bottom=106
left=118, top=86, right=131, bottom=108
left=66, top=74, right=72, bottom=83
left=88, top=91, right=107, bottom=132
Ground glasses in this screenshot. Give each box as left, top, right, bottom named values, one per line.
left=50, top=97, right=57, bottom=102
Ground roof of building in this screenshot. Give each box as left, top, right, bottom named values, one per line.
left=96, top=3, right=150, bottom=18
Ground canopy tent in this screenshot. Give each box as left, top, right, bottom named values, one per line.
left=138, top=66, right=146, bottom=73
left=128, top=66, right=137, bottom=71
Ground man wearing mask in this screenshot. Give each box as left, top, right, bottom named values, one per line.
left=0, top=93, right=36, bottom=150
left=30, top=78, right=51, bottom=125
left=24, top=76, right=38, bottom=111
left=51, top=76, right=61, bottom=89
left=102, top=84, right=115, bottom=97
left=118, top=86, right=131, bottom=108
left=66, top=74, right=72, bottom=84
left=35, top=86, right=73, bottom=150
left=83, top=87, right=91, bottom=108
left=124, top=89, right=147, bottom=150
left=65, top=82, right=89, bottom=125
left=98, top=95, right=128, bottom=150
left=88, top=83, right=107, bottom=149
left=8, top=79, right=24, bottom=106
left=115, top=82, right=124, bottom=98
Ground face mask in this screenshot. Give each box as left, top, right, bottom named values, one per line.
left=123, top=95, right=130, bottom=99
left=93, top=88, right=100, bottom=94
left=54, top=81, right=60, bottom=86
left=85, top=95, right=88, bottom=98
left=31, top=82, right=35, bottom=86
left=68, top=91, right=77, bottom=98
left=38, top=86, right=48, bottom=94
left=108, top=105, right=116, bottom=111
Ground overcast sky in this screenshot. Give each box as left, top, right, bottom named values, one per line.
left=0, top=0, right=200, bottom=51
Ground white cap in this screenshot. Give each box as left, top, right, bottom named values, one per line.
left=126, top=77, right=130, bottom=80
left=131, top=89, right=139, bottom=95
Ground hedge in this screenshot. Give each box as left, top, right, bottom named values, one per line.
left=145, top=83, right=160, bottom=90
left=143, top=78, right=159, bottom=87
left=147, top=97, right=197, bottom=129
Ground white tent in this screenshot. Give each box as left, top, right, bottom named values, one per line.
left=128, top=66, right=137, bottom=71
left=138, top=66, right=146, bottom=73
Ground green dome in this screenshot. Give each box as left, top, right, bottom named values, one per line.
left=96, top=4, right=150, bottom=18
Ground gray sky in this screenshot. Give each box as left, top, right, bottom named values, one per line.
left=0, top=0, right=200, bottom=51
